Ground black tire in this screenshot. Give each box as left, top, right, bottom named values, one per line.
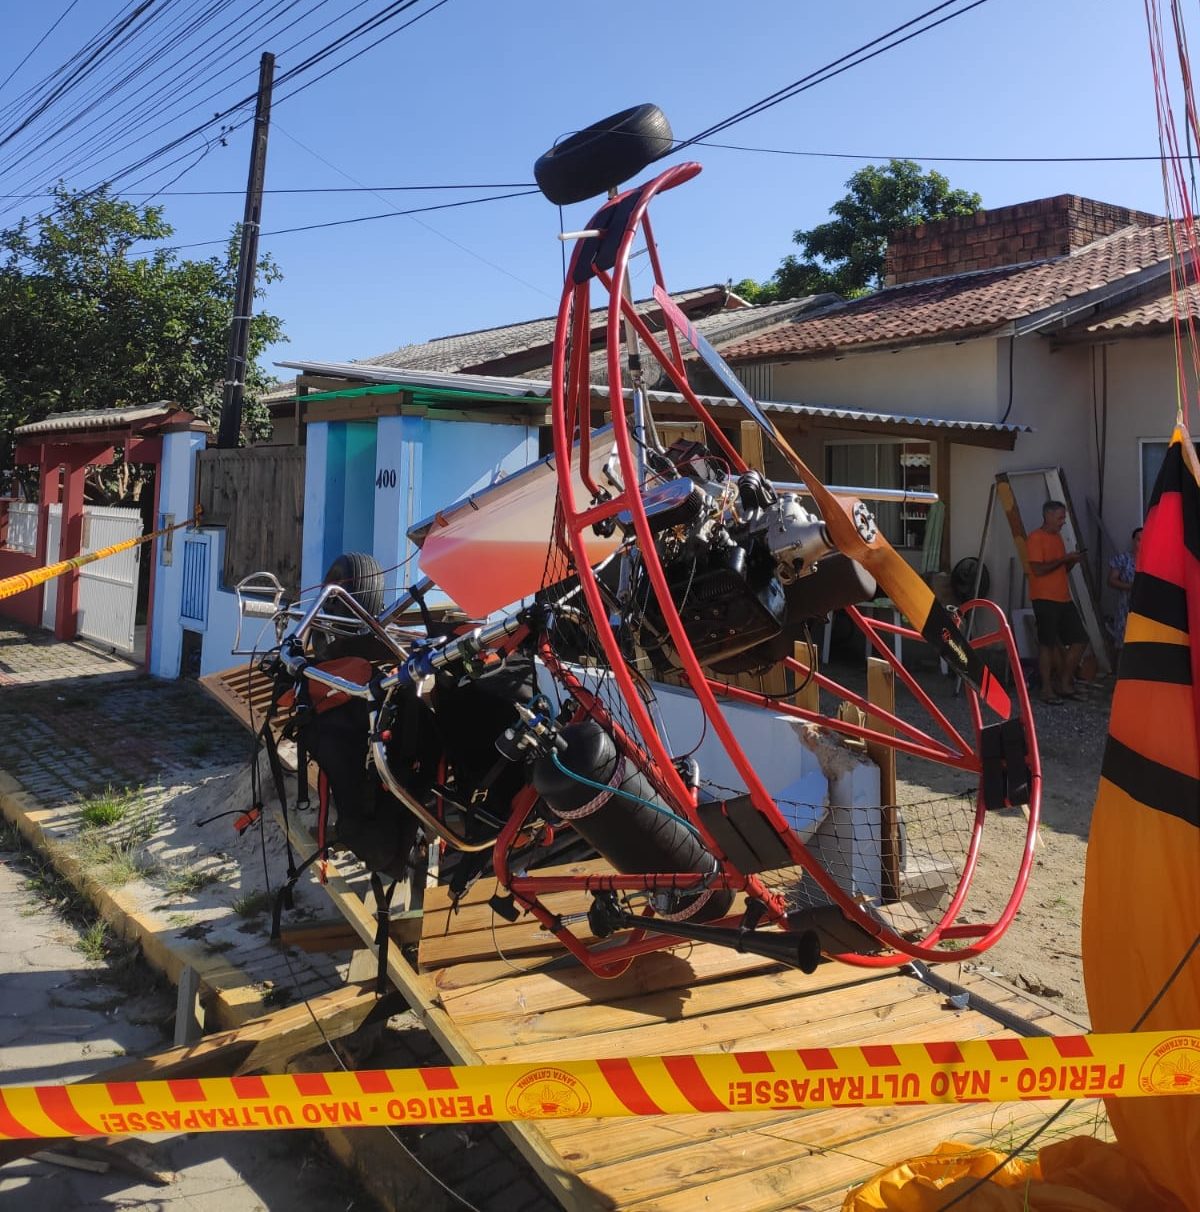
left=951, top=557, right=991, bottom=603
left=534, top=104, right=673, bottom=206
left=323, top=551, right=385, bottom=617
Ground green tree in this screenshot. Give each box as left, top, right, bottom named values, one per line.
left=0, top=186, right=285, bottom=474
left=744, top=160, right=982, bottom=302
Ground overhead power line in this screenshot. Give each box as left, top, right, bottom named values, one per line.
left=164, top=187, right=541, bottom=249
left=673, top=0, right=993, bottom=152
left=0, top=0, right=84, bottom=101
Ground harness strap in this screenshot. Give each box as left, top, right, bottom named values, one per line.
left=369, top=872, right=398, bottom=997
left=316, top=771, right=330, bottom=885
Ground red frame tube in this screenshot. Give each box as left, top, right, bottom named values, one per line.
left=491, top=163, right=1042, bottom=976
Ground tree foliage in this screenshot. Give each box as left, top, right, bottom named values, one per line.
left=0, top=186, right=285, bottom=470
left=739, top=160, right=981, bottom=303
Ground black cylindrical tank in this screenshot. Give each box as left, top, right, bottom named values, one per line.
left=532, top=719, right=733, bottom=921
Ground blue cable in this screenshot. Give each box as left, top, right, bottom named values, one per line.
left=549, top=751, right=704, bottom=843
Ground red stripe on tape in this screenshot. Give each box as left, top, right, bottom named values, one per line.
left=231, top=1077, right=269, bottom=1100
left=420, top=1068, right=458, bottom=1092
left=735, top=1052, right=774, bottom=1074
left=293, top=1074, right=331, bottom=1097
left=596, top=1058, right=664, bottom=1116
left=0, top=1092, right=33, bottom=1139
left=356, top=1071, right=393, bottom=1094
left=1053, top=1036, right=1093, bottom=1058
left=37, top=1087, right=97, bottom=1137
left=107, top=1082, right=144, bottom=1106
left=662, top=1056, right=728, bottom=1113
left=925, top=1041, right=964, bottom=1064
left=988, top=1039, right=1029, bottom=1062
left=798, top=1048, right=838, bottom=1070
left=167, top=1079, right=206, bottom=1103
left=861, top=1045, right=901, bottom=1068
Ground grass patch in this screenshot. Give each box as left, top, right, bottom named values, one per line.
left=185, top=737, right=214, bottom=759
left=159, top=865, right=218, bottom=896
left=74, top=815, right=160, bottom=887
left=166, top=912, right=194, bottom=929
left=76, top=920, right=109, bottom=962
left=233, top=890, right=270, bottom=918
left=0, top=819, right=21, bottom=851
left=78, top=785, right=143, bottom=829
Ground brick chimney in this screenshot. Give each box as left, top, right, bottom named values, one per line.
left=883, top=195, right=1162, bottom=287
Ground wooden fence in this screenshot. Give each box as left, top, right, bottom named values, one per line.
left=196, top=446, right=304, bottom=595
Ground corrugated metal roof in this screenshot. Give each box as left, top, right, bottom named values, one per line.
left=276, top=361, right=1030, bottom=437
left=14, top=403, right=177, bottom=437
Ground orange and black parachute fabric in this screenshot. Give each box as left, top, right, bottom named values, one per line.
left=1081, top=425, right=1200, bottom=1211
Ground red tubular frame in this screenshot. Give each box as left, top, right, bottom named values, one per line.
left=496, top=163, right=1040, bottom=974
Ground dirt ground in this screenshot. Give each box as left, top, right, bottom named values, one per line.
left=831, top=646, right=1112, bottom=1023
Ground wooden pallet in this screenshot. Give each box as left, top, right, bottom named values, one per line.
left=200, top=664, right=1108, bottom=1211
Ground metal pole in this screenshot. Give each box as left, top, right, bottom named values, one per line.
left=217, top=52, right=275, bottom=449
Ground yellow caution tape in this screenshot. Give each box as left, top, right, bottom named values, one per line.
left=0, top=513, right=197, bottom=602
left=2, top=1029, right=1198, bottom=1139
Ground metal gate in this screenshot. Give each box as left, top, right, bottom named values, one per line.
left=76, top=505, right=142, bottom=653
left=41, top=504, right=61, bottom=631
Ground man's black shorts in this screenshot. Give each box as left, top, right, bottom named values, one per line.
left=1032, top=599, right=1087, bottom=647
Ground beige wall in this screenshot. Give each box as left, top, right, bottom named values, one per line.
left=765, top=334, right=1100, bottom=612
left=1097, top=333, right=1195, bottom=547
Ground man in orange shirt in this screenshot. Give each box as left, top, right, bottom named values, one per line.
left=1026, top=500, right=1087, bottom=705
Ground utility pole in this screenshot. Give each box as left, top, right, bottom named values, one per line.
left=217, top=52, right=275, bottom=449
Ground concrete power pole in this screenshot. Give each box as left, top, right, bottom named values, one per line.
left=217, top=52, right=275, bottom=449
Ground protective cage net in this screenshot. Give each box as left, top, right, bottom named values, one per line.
left=740, top=787, right=985, bottom=945
left=539, top=421, right=1026, bottom=954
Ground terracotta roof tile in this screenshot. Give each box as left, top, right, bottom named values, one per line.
left=722, top=225, right=1174, bottom=361
left=1069, top=281, right=1200, bottom=334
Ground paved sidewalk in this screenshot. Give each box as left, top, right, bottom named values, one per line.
left=0, top=825, right=377, bottom=1212
left=0, top=622, right=557, bottom=1212
left=0, top=622, right=340, bottom=1023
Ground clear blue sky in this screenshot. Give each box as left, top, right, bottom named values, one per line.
left=0, top=0, right=1175, bottom=377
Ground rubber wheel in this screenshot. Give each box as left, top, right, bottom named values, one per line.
left=323, top=551, right=385, bottom=617
left=534, top=104, right=673, bottom=206
left=951, top=556, right=991, bottom=603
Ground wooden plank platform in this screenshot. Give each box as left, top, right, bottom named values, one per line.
left=414, top=877, right=1108, bottom=1212
left=200, top=665, right=1108, bottom=1211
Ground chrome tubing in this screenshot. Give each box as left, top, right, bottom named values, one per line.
left=774, top=481, right=940, bottom=505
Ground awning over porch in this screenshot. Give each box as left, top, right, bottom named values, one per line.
left=276, top=360, right=1031, bottom=451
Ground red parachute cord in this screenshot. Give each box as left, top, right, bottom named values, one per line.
left=1146, top=0, right=1200, bottom=429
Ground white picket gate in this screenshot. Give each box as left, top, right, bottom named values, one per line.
left=75, top=505, right=142, bottom=654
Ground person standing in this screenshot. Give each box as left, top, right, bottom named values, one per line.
left=1026, top=500, right=1088, bottom=704
left=1107, top=526, right=1143, bottom=647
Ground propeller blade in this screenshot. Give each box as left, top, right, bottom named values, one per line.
left=652, top=286, right=1011, bottom=718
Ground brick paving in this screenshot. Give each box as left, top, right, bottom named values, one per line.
left=0, top=621, right=559, bottom=1212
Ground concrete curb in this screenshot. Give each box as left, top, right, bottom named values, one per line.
left=0, top=769, right=272, bottom=1030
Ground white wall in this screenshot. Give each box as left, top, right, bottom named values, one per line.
left=148, top=429, right=206, bottom=679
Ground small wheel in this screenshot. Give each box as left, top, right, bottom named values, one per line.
left=951, top=557, right=991, bottom=603
left=534, top=104, right=673, bottom=206
left=323, top=551, right=385, bottom=616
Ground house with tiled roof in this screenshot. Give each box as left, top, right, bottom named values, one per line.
left=719, top=194, right=1188, bottom=623
left=262, top=284, right=828, bottom=442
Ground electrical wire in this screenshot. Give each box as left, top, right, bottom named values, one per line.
left=6, top=0, right=458, bottom=229
left=0, top=182, right=536, bottom=197
left=160, top=187, right=540, bottom=250
left=0, top=0, right=85, bottom=101
left=671, top=0, right=993, bottom=154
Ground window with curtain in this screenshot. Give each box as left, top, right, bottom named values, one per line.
left=824, top=439, right=934, bottom=551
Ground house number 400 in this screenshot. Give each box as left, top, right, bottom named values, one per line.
left=375, top=469, right=397, bottom=489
